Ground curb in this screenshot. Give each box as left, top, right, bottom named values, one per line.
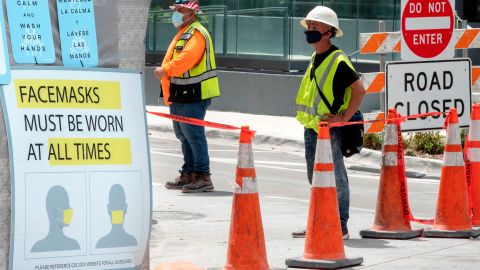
left=347, top=148, right=442, bottom=179
left=147, top=123, right=305, bottom=149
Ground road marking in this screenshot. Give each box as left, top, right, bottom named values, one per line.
left=350, top=173, right=439, bottom=185
left=151, top=148, right=273, bottom=153
left=151, top=151, right=439, bottom=184
left=151, top=150, right=306, bottom=166
left=149, top=134, right=303, bottom=154
left=265, top=195, right=375, bottom=213
left=150, top=151, right=305, bottom=172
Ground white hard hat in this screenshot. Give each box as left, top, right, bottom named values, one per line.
left=300, top=6, right=343, bottom=38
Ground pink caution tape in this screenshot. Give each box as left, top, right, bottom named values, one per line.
left=328, top=111, right=445, bottom=128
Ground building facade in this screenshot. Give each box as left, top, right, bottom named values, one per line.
left=144, top=0, right=479, bottom=116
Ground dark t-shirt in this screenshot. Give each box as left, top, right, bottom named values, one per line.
left=309, top=45, right=359, bottom=114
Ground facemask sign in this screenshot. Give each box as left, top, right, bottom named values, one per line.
left=111, top=210, right=125, bottom=224
left=304, top=30, right=325, bottom=44
left=171, top=11, right=184, bottom=28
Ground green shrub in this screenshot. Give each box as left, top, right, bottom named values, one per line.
left=402, top=133, right=413, bottom=150
left=364, top=133, right=382, bottom=150
left=409, top=131, right=445, bottom=155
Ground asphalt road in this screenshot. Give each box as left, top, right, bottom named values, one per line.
left=147, top=130, right=480, bottom=270
left=149, top=130, right=439, bottom=217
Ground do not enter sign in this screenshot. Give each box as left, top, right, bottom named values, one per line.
left=401, top=0, right=455, bottom=61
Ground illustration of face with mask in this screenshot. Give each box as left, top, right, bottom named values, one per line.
left=108, top=184, right=128, bottom=225
left=31, top=185, right=80, bottom=253
left=95, top=184, right=137, bottom=249
left=54, top=206, right=74, bottom=227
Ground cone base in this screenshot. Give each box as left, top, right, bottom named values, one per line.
left=285, top=256, right=363, bottom=269
left=423, top=228, right=480, bottom=238
left=360, top=228, right=423, bottom=239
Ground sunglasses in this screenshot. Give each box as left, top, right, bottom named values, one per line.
left=174, top=0, right=189, bottom=4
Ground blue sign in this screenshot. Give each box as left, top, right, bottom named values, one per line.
left=57, top=0, right=98, bottom=67
left=6, top=0, right=55, bottom=64
left=0, top=3, right=11, bottom=84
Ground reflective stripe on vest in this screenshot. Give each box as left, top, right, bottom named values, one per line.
left=295, top=50, right=354, bottom=131
left=170, top=22, right=220, bottom=100
left=170, top=70, right=218, bottom=85
left=173, top=24, right=214, bottom=82
left=311, top=51, right=343, bottom=114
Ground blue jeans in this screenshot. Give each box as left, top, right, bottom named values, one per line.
left=170, top=99, right=211, bottom=174
left=304, top=127, right=349, bottom=231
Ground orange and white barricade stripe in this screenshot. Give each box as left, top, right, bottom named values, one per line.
left=454, top=29, right=480, bottom=49
left=360, top=29, right=480, bottom=54
left=361, top=72, right=385, bottom=94
left=363, top=112, right=385, bottom=134
left=359, top=32, right=400, bottom=54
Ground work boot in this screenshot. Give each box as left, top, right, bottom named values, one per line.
left=342, top=228, right=350, bottom=240
left=182, top=173, right=214, bottom=193
left=165, top=172, right=194, bottom=190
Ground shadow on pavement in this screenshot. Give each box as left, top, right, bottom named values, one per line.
left=344, top=238, right=392, bottom=249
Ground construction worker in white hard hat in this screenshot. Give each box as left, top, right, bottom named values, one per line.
left=292, top=6, right=366, bottom=240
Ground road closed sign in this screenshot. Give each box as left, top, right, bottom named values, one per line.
left=401, top=0, right=455, bottom=61
left=386, top=58, right=471, bottom=132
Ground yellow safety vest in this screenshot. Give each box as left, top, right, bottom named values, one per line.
left=170, top=21, right=220, bottom=102
left=295, top=49, right=355, bottom=132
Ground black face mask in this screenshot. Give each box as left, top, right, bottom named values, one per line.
left=304, top=30, right=325, bottom=44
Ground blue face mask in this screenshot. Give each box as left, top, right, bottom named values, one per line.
left=172, top=11, right=184, bottom=28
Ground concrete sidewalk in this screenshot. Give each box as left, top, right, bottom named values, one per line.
left=146, top=105, right=442, bottom=179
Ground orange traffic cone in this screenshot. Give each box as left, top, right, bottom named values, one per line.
left=220, top=126, right=272, bottom=270
left=424, top=108, right=480, bottom=238
left=285, top=122, right=363, bottom=269
left=360, top=109, right=423, bottom=239
left=466, top=104, right=480, bottom=226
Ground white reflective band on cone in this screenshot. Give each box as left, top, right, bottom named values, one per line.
left=315, top=139, right=333, bottom=163
left=383, top=152, right=397, bottom=166
left=234, top=177, right=258, bottom=194
left=468, top=148, right=480, bottom=162
left=383, top=124, right=398, bottom=145
left=312, top=171, right=336, bottom=188
left=446, top=123, right=461, bottom=145
left=470, top=120, right=480, bottom=141
left=444, top=152, right=465, bottom=166
left=238, top=144, right=254, bottom=168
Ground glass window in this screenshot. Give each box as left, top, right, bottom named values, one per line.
left=147, top=0, right=403, bottom=70
left=465, top=0, right=480, bottom=22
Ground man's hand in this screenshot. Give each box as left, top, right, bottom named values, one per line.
left=154, top=67, right=166, bottom=79
left=322, top=113, right=345, bottom=123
